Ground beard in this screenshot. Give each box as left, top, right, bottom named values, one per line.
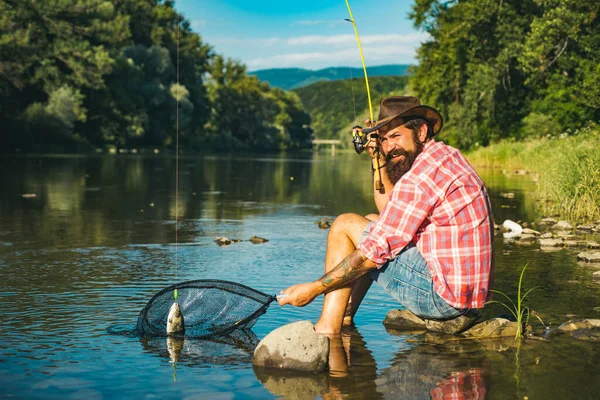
left=384, top=133, right=424, bottom=185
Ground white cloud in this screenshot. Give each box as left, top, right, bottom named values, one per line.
left=247, top=43, right=421, bottom=70
left=292, top=19, right=347, bottom=27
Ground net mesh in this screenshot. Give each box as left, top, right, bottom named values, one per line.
left=136, top=279, right=276, bottom=339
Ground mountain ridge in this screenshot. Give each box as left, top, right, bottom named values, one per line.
left=250, top=64, right=411, bottom=90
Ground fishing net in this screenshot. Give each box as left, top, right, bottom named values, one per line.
left=136, top=279, right=277, bottom=339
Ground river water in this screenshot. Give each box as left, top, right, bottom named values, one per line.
left=0, top=153, right=598, bottom=399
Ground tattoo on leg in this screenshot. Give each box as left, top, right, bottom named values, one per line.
left=319, top=250, right=370, bottom=291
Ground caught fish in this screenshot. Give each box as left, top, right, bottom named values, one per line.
left=166, top=302, right=185, bottom=335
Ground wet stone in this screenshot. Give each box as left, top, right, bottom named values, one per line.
left=587, top=241, right=600, bottom=249
left=576, top=225, right=595, bottom=232
left=252, top=321, right=329, bottom=372
left=540, top=217, right=557, bottom=225
left=540, top=232, right=553, bottom=239
left=565, top=240, right=586, bottom=248
left=249, top=236, right=269, bottom=244
left=383, top=309, right=426, bottom=330
left=577, top=251, right=600, bottom=262
left=554, top=231, right=575, bottom=239
left=551, top=221, right=573, bottom=230
left=539, top=238, right=563, bottom=247
left=461, top=318, right=521, bottom=338
left=522, top=228, right=541, bottom=236
left=594, top=271, right=600, bottom=281
left=517, top=234, right=537, bottom=243
left=315, top=217, right=333, bottom=229
left=425, top=312, right=480, bottom=335
left=557, top=319, right=600, bottom=332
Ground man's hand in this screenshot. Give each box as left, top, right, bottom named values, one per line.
left=278, top=281, right=322, bottom=307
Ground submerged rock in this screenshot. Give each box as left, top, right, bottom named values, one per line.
left=249, top=236, right=269, bottom=244
left=571, top=328, right=600, bottom=342
left=252, top=321, right=329, bottom=372
left=461, top=318, right=521, bottom=338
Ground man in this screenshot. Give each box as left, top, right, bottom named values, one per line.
left=279, top=96, right=494, bottom=335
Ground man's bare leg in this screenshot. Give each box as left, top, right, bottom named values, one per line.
left=314, top=213, right=371, bottom=334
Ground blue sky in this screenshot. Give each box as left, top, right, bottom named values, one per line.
left=175, top=0, right=428, bottom=71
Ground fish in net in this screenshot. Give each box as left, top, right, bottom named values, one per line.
left=136, top=279, right=280, bottom=339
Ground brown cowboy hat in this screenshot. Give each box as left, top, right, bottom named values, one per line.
left=362, top=96, right=443, bottom=135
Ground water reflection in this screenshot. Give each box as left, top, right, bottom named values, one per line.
left=139, top=329, right=259, bottom=367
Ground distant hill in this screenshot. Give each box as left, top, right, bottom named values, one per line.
left=294, top=75, right=410, bottom=147
left=250, top=65, right=411, bottom=90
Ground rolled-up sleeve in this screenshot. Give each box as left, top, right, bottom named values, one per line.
left=358, top=179, right=433, bottom=266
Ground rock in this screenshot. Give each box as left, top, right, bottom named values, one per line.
left=425, top=312, right=480, bottom=335
left=540, top=217, right=557, bottom=225
left=594, top=271, right=600, bottom=282
left=571, top=328, right=600, bottom=342
left=516, top=234, right=537, bottom=243
left=499, top=192, right=515, bottom=198
left=494, top=223, right=502, bottom=230
left=539, top=238, right=563, bottom=247
left=252, top=321, right=329, bottom=372
left=462, top=318, right=521, bottom=338
left=214, top=237, right=233, bottom=246
left=522, top=228, right=541, bottom=235
left=551, top=221, right=573, bottom=230
left=557, top=319, right=600, bottom=332
left=577, top=251, right=600, bottom=262
left=565, top=240, right=586, bottom=248
left=249, top=236, right=269, bottom=244
left=503, top=220, right=523, bottom=238
left=540, top=232, right=553, bottom=239
left=576, top=225, right=595, bottom=232
left=554, top=231, right=575, bottom=238
left=383, top=309, right=426, bottom=330
left=587, top=241, right=600, bottom=249
left=314, top=218, right=333, bottom=229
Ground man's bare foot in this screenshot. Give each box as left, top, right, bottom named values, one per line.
left=342, top=315, right=354, bottom=326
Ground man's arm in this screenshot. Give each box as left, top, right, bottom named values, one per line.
left=278, top=250, right=377, bottom=307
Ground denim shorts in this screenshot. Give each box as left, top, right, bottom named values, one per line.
left=361, top=225, right=465, bottom=320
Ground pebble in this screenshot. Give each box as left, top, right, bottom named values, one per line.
left=539, top=238, right=563, bottom=247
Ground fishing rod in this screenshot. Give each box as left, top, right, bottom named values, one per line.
left=344, top=0, right=383, bottom=191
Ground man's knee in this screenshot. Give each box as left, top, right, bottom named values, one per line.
left=329, top=213, right=371, bottom=245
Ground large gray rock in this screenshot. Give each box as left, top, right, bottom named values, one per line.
left=462, top=318, right=521, bottom=338
left=252, top=321, right=329, bottom=372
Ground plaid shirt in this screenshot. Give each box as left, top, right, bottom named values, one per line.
left=358, top=140, right=494, bottom=309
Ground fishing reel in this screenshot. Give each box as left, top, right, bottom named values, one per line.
left=351, top=125, right=378, bottom=155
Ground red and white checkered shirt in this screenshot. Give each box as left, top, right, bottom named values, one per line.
left=358, top=140, right=494, bottom=309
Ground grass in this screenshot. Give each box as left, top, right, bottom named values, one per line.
left=467, top=124, right=600, bottom=223
left=486, top=263, right=545, bottom=339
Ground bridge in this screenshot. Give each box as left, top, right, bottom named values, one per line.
left=312, top=139, right=341, bottom=156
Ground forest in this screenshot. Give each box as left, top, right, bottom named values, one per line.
left=0, top=0, right=312, bottom=153
left=1, top=0, right=598, bottom=153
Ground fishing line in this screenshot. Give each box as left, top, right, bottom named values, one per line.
left=174, top=13, right=180, bottom=300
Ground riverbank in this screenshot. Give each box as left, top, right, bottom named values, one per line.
left=467, top=124, right=600, bottom=223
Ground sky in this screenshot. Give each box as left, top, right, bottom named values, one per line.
left=175, top=0, right=428, bottom=71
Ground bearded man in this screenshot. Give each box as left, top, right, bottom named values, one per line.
left=279, top=96, right=494, bottom=335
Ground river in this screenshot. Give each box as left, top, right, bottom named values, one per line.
left=0, top=153, right=598, bottom=399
